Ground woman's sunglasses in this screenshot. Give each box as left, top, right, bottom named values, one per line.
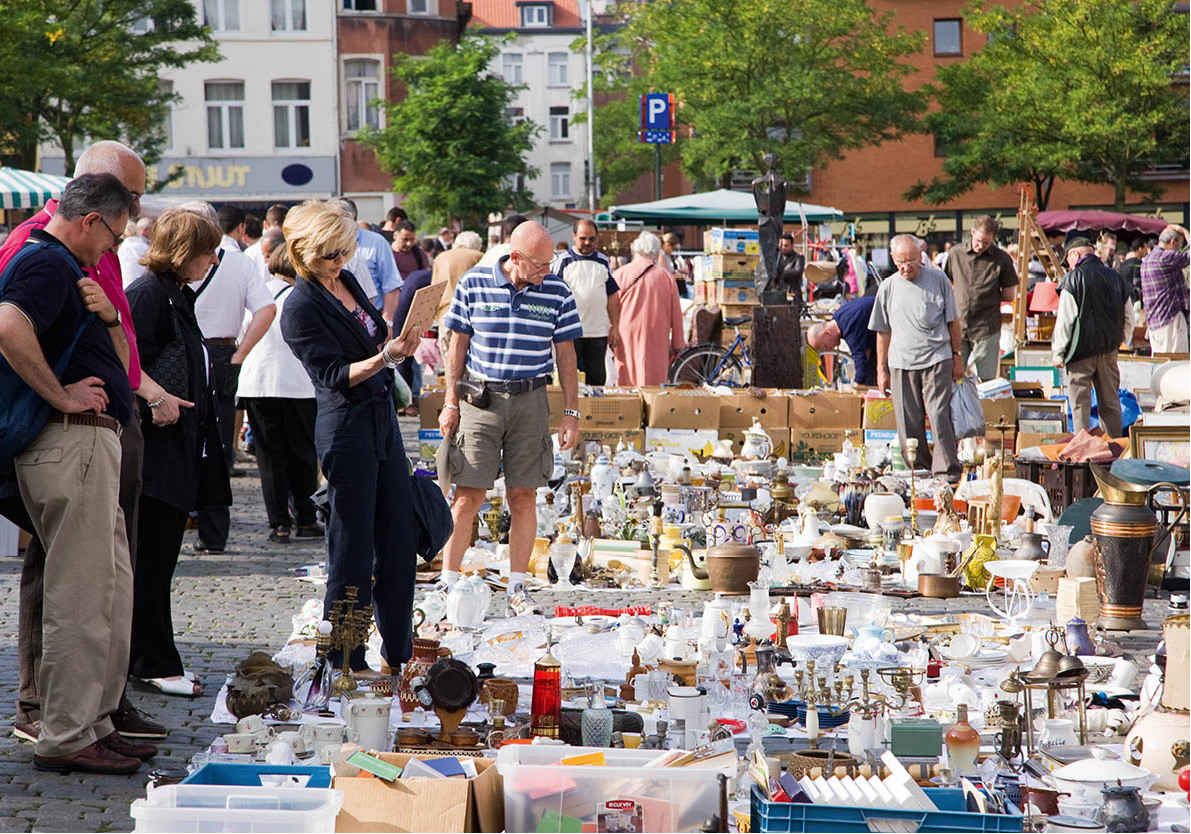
left=319, top=249, right=348, bottom=261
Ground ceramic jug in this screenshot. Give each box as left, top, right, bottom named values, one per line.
left=398, top=638, right=440, bottom=714
left=342, top=693, right=393, bottom=751
left=445, top=578, right=486, bottom=629
left=740, top=419, right=774, bottom=461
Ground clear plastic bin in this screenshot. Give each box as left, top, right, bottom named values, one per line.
left=130, top=784, right=343, bottom=833
left=496, top=745, right=733, bottom=833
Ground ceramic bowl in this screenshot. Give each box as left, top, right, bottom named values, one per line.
left=785, top=634, right=849, bottom=667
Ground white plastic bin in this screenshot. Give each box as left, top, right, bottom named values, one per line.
left=496, top=745, right=733, bottom=833
left=130, top=784, right=343, bottom=833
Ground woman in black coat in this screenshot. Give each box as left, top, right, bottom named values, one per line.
left=125, top=208, right=231, bottom=697
left=280, top=201, right=420, bottom=675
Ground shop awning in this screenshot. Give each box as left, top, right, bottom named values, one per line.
left=0, top=167, right=71, bottom=210
left=609, top=188, right=843, bottom=225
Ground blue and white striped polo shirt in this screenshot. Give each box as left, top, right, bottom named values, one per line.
left=444, top=256, right=583, bottom=381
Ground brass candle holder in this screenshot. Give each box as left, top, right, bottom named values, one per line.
left=327, top=586, right=374, bottom=697
left=905, top=437, right=920, bottom=536
left=483, top=495, right=504, bottom=545
left=876, top=666, right=926, bottom=713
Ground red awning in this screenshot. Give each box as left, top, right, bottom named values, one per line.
left=1035, top=210, right=1169, bottom=236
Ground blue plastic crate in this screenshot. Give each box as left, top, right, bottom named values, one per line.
left=181, top=763, right=332, bottom=789
left=750, top=784, right=1023, bottom=833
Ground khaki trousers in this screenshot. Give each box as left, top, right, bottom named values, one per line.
left=14, top=420, right=133, bottom=757
left=1066, top=351, right=1122, bottom=438
left=17, top=413, right=141, bottom=726
left=1149, top=313, right=1189, bottom=355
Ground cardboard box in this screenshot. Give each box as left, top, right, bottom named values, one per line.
left=715, top=281, right=760, bottom=306
left=419, top=388, right=446, bottom=430
left=788, top=428, right=851, bottom=462
left=709, top=254, right=758, bottom=281
left=789, top=391, right=864, bottom=429
left=644, top=428, right=718, bottom=458
left=578, top=429, right=644, bottom=456
left=704, top=227, right=759, bottom=255
left=693, top=280, right=711, bottom=305
left=333, top=752, right=503, bottom=833
left=642, top=390, right=720, bottom=429
left=579, top=393, right=643, bottom=429
left=979, top=396, right=1017, bottom=429
left=719, top=390, right=788, bottom=429
left=547, top=385, right=565, bottom=426
left=418, top=429, right=443, bottom=460
left=720, top=426, right=788, bottom=458
left=861, top=396, right=898, bottom=431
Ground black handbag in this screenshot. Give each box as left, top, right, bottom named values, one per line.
left=145, top=298, right=189, bottom=400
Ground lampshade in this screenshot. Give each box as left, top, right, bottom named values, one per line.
left=805, top=261, right=838, bottom=284
left=1029, top=282, right=1060, bottom=313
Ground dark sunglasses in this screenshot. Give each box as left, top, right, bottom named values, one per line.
left=319, top=249, right=348, bottom=261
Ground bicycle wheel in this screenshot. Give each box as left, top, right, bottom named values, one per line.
left=667, top=344, right=745, bottom=386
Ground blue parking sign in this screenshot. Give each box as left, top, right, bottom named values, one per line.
left=639, top=93, right=675, bottom=144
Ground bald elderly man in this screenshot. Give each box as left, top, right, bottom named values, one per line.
left=438, top=221, right=582, bottom=619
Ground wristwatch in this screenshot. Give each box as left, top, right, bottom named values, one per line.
left=562, top=408, right=580, bottom=419
left=951, top=350, right=961, bottom=356
left=104, top=311, right=122, bottom=329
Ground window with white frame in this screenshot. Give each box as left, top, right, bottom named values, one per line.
left=549, top=106, right=569, bottom=141
left=205, top=81, right=245, bottom=149
left=345, top=60, right=381, bottom=132
left=203, top=0, right=240, bottom=31
left=550, top=162, right=571, bottom=198
left=547, top=52, right=568, bottom=86
left=271, top=0, right=307, bottom=31
left=504, top=107, right=525, bottom=126
left=502, top=53, right=523, bottom=85
left=408, top=0, right=432, bottom=13
left=273, top=81, right=311, bottom=149
left=160, top=80, right=174, bottom=150
left=343, top=0, right=377, bottom=10
left=520, top=4, right=550, bottom=27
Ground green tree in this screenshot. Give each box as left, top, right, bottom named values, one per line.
left=907, top=0, right=1188, bottom=211
left=0, top=0, right=218, bottom=172
left=360, top=35, right=540, bottom=230
left=583, top=0, right=925, bottom=203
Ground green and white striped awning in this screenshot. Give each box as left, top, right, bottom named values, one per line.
left=0, top=167, right=71, bottom=210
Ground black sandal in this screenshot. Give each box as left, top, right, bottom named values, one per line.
left=268, top=526, right=291, bottom=543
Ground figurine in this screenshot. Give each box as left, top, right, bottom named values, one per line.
left=932, top=485, right=961, bottom=536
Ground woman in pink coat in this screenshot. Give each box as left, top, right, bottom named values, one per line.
left=612, top=231, right=685, bottom=385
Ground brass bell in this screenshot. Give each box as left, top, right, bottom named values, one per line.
left=1029, top=630, right=1064, bottom=679
left=1055, top=654, right=1087, bottom=678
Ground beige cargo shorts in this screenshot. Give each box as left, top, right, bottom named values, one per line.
left=441, top=386, right=553, bottom=490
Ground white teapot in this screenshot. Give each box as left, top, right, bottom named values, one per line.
left=711, top=438, right=735, bottom=465
left=445, top=575, right=488, bottom=629
left=589, top=453, right=616, bottom=501
left=740, top=419, right=774, bottom=461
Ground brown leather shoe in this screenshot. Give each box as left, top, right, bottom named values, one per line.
left=98, top=731, right=157, bottom=761
left=13, top=720, right=39, bottom=743
left=112, top=702, right=167, bottom=740
left=33, top=741, right=141, bottom=775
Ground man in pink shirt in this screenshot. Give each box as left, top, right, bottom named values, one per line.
left=0, top=140, right=170, bottom=747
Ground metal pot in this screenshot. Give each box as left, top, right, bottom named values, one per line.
left=684, top=542, right=760, bottom=594
left=1098, top=784, right=1149, bottom=833
left=1089, top=465, right=1187, bottom=630
left=918, top=572, right=961, bottom=598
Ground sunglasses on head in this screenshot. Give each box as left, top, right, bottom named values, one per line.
left=319, top=249, right=348, bottom=261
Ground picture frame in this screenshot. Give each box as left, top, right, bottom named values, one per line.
left=1009, top=366, right=1061, bottom=388
left=1129, top=426, right=1191, bottom=468
left=1017, top=400, right=1067, bottom=429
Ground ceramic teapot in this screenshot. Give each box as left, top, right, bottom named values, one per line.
left=740, top=419, right=774, bottom=461
left=445, top=575, right=487, bottom=629
left=342, top=693, right=393, bottom=751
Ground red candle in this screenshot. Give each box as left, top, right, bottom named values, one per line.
left=531, top=644, right=562, bottom=738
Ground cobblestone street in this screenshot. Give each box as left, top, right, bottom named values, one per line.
left=0, top=419, right=1172, bottom=831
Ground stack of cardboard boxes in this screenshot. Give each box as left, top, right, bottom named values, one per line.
left=693, top=228, right=762, bottom=348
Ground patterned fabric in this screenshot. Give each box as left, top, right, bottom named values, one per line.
left=444, top=255, right=582, bottom=381
left=352, top=306, right=377, bottom=338
left=1140, top=247, right=1190, bottom=328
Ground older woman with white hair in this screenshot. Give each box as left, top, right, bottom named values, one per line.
left=612, top=230, right=685, bottom=385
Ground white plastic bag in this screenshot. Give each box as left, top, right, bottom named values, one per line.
left=951, top=374, right=984, bottom=440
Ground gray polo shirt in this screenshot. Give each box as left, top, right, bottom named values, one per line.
left=868, top=263, right=958, bottom=370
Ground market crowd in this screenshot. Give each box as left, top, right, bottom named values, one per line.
left=0, top=139, right=1187, bottom=776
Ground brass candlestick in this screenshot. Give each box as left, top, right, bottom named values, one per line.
left=905, top=437, right=920, bottom=536
left=327, top=586, right=374, bottom=697
left=483, top=494, right=504, bottom=545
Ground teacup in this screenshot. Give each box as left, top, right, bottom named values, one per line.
left=236, top=715, right=269, bottom=736
left=310, top=721, right=344, bottom=746
left=223, top=732, right=260, bottom=754
left=278, top=730, right=310, bottom=756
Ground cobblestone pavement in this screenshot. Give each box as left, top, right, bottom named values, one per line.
left=0, top=418, right=1173, bottom=831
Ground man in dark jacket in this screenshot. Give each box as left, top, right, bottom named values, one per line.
left=1052, top=237, right=1134, bottom=437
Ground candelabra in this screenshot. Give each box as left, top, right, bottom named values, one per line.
left=875, top=666, right=926, bottom=714
left=327, top=587, right=374, bottom=697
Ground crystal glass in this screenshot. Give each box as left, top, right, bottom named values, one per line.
left=550, top=541, right=578, bottom=588
left=1043, top=524, right=1074, bottom=569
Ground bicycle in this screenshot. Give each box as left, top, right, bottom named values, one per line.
left=667, top=315, right=753, bottom=386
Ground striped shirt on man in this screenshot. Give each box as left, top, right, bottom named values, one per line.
left=444, top=255, right=583, bottom=381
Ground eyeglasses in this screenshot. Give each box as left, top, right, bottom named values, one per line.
left=892, top=258, right=920, bottom=267
left=319, top=249, right=349, bottom=261
left=98, top=216, right=122, bottom=250
left=514, top=250, right=551, bottom=276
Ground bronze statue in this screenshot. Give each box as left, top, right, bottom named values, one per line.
left=752, top=153, right=786, bottom=300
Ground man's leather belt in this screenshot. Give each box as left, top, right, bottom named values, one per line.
left=47, top=411, right=123, bottom=436
left=482, top=376, right=549, bottom=394
left=204, top=337, right=237, bottom=347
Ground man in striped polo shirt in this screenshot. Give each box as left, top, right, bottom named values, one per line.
left=438, top=221, right=582, bottom=616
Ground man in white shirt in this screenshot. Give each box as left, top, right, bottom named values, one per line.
left=244, top=204, right=287, bottom=281
left=550, top=219, right=620, bottom=385
left=178, top=200, right=276, bottom=552
left=117, top=216, right=153, bottom=287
